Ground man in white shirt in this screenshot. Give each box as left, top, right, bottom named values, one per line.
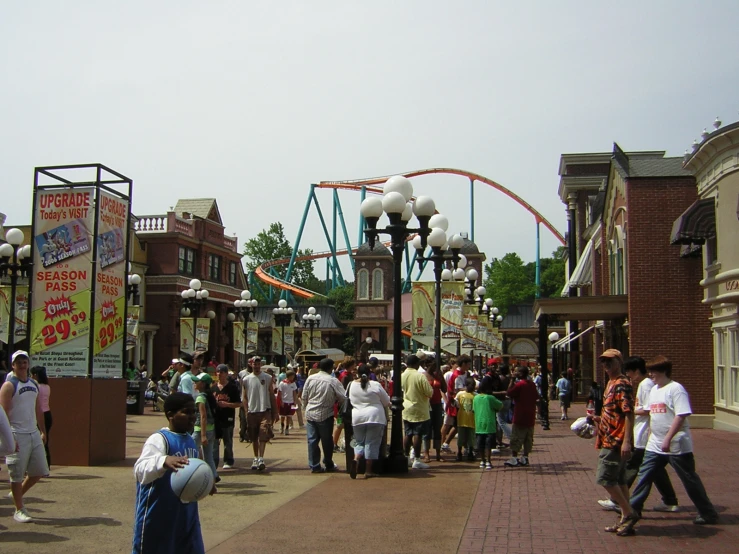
left=242, top=357, right=277, bottom=471
left=629, top=355, right=718, bottom=525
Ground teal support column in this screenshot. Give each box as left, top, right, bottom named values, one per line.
left=470, top=178, right=475, bottom=243
left=358, top=186, right=367, bottom=247
left=334, top=189, right=355, bottom=272
left=312, top=190, right=345, bottom=286
left=332, top=189, right=338, bottom=289
left=285, top=185, right=315, bottom=286
left=535, top=221, right=541, bottom=298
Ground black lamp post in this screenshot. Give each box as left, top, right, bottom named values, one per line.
left=180, top=278, right=211, bottom=352
left=360, top=175, right=435, bottom=474
left=228, top=289, right=258, bottom=365
left=302, top=306, right=321, bottom=349
left=0, top=228, right=32, bottom=365
left=272, top=299, right=295, bottom=368
left=127, top=272, right=141, bottom=304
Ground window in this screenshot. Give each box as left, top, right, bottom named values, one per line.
left=716, top=330, right=726, bottom=405
left=372, top=268, right=384, bottom=300
left=357, top=269, right=369, bottom=300
left=706, top=235, right=718, bottom=266
left=229, top=262, right=238, bottom=287
left=730, top=329, right=739, bottom=406
left=178, top=246, right=195, bottom=275
left=208, top=254, right=222, bottom=281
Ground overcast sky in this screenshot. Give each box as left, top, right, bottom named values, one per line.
left=2, top=1, right=738, bottom=285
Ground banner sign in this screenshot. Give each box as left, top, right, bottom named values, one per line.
left=91, top=189, right=129, bottom=377
left=0, top=285, right=28, bottom=344
left=233, top=321, right=245, bottom=354
left=180, top=318, right=210, bottom=353
left=300, top=331, right=323, bottom=350
left=411, top=282, right=434, bottom=348
left=30, top=188, right=94, bottom=376
left=126, top=305, right=140, bottom=351
left=440, top=281, right=464, bottom=339
left=312, top=333, right=322, bottom=350
left=272, top=320, right=295, bottom=355
left=461, top=305, right=478, bottom=349
left=246, top=322, right=258, bottom=353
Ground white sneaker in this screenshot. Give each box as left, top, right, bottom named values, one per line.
left=598, top=499, right=619, bottom=511
left=258, top=458, right=266, bottom=471
left=407, top=456, right=415, bottom=468
left=14, top=508, right=32, bottom=523
left=491, top=448, right=501, bottom=455
left=653, top=502, right=679, bottom=512
left=479, top=461, right=486, bottom=469
left=411, top=459, right=430, bottom=470
left=222, top=463, right=233, bottom=470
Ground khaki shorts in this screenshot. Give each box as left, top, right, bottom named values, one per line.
left=596, top=447, right=628, bottom=487
left=510, top=425, right=534, bottom=455
left=247, top=411, right=274, bottom=443
left=6, top=431, right=49, bottom=482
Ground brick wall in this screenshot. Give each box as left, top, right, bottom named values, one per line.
left=626, top=177, right=714, bottom=414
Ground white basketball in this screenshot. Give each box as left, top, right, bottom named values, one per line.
left=170, top=458, right=214, bottom=503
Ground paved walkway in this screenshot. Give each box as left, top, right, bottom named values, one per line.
left=0, top=404, right=736, bottom=553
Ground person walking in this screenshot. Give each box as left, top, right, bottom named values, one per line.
left=242, top=356, right=278, bottom=471
left=474, top=376, right=503, bottom=470
left=191, top=373, right=218, bottom=485
left=348, top=364, right=391, bottom=479
left=590, top=349, right=640, bottom=536
left=401, top=354, right=433, bottom=470
left=177, top=353, right=196, bottom=398
left=0, top=351, right=49, bottom=523
left=556, top=374, right=571, bottom=420
left=504, top=366, right=539, bottom=468
left=629, top=356, right=718, bottom=526
left=213, top=364, right=240, bottom=470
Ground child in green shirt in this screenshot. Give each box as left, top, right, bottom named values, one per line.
left=473, top=376, right=503, bottom=469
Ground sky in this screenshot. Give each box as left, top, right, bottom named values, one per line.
left=2, top=1, right=739, bottom=286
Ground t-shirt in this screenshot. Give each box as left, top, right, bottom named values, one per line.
left=430, top=377, right=443, bottom=405
left=507, top=379, right=538, bottom=428
left=401, top=369, right=433, bottom=423
left=634, top=377, right=655, bottom=449
left=6, top=376, right=40, bottom=434
left=179, top=371, right=195, bottom=398
left=243, top=372, right=273, bottom=413
left=194, top=393, right=215, bottom=432
left=595, top=375, right=633, bottom=450
left=213, top=380, right=240, bottom=427
left=455, top=391, right=476, bottom=429
left=278, top=380, right=298, bottom=404
left=645, top=381, right=693, bottom=455
left=473, top=393, right=503, bottom=434
left=556, top=377, right=570, bottom=395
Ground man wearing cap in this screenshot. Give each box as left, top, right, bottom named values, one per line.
left=214, top=364, right=240, bottom=469
left=173, top=353, right=194, bottom=396
left=238, top=357, right=257, bottom=442
left=590, top=348, right=640, bottom=535
left=0, top=350, right=49, bottom=523
left=242, top=357, right=277, bottom=471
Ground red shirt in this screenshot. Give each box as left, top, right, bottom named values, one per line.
left=430, top=377, right=443, bottom=405
left=445, top=368, right=466, bottom=416
left=508, top=379, right=539, bottom=428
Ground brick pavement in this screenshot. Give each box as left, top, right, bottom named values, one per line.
left=458, top=404, right=739, bottom=554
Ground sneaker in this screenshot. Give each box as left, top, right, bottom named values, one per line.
left=311, top=467, right=326, bottom=474
left=598, top=499, right=619, bottom=512
left=258, top=458, right=266, bottom=471
left=519, top=456, right=529, bottom=466
left=251, top=458, right=259, bottom=470
left=407, top=456, right=415, bottom=468
left=412, top=459, right=430, bottom=470
left=503, top=457, right=520, bottom=467
left=561, top=415, right=565, bottom=420
left=324, top=465, right=339, bottom=473
left=441, top=443, right=451, bottom=452
left=653, top=502, right=679, bottom=512
left=694, top=514, right=718, bottom=525
left=485, top=462, right=493, bottom=470
left=491, top=448, right=501, bottom=455
left=479, top=461, right=486, bottom=469
left=285, top=427, right=290, bottom=436
left=14, top=508, right=32, bottom=523
left=222, top=463, right=233, bottom=470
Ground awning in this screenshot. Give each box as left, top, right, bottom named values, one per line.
left=566, top=239, right=593, bottom=289
left=554, top=325, right=594, bottom=349
left=670, top=198, right=715, bottom=245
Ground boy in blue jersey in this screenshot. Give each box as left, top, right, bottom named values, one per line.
left=132, top=392, right=206, bottom=554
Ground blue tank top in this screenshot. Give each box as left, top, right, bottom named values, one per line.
left=132, top=429, right=204, bottom=554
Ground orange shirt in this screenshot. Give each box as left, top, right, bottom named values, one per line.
left=595, top=375, right=633, bottom=450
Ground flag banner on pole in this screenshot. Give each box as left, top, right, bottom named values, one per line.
left=411, top=282, right=434, bottom=342
left=246, top=322, right=258, bottom=353
left=441, top=281, right=464, bottom=340
left=126, top=306, right=140, bottom=351
left=476, top=313, right=486, bottom=349
left=461, top=305, right=478, bottom=349
left=195, top=320, right=210, bottom=352
left=284, top=323, right=295, bottom=353
left=180, top=318, right=194, bottom=352
left=312, top=333, right=322, bottom=350
left=233, top=321, right=245, bottom=354
left=0, top=285, right=28, bottom=344
left=301, top=331, right=311, bottom=350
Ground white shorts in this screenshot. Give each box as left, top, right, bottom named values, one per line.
left=5, top=431, right=49, bottom=482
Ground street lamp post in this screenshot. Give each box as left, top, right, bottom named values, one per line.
left=228, top=289, right=258, bottom=366
left=360, top=175, right=435, bottom=474
left=0, top=228, right=32, bottom=365
left=127, top=272, right=141, bottom=304
left=180, top=278, right=210, bottom=352
left=302, top=306, right=321, bottom=349
left=272, top=299, right=294, bottom=368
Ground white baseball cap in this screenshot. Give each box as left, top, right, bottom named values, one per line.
left=11, top=350, right=29, bottom=363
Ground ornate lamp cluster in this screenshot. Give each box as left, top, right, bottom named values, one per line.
left=302, top=306, right=321, bottom=348
left=0, top=228, right=33, bottom=364
left=228, top=289, right=258, bottom=323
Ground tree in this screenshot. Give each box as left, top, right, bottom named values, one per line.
left=243, top=222, right=319, bottom=299
left=327, top=283, right=356, bottom=354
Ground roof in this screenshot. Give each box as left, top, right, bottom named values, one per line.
left=500, top=304, right=535, bottom=329
left=250, top=305, right=347, bottom=330
left=612, top=144, right=693, bottom=179
left=354, top=241, right=392, bottom=257
left=459, top=238, right=480, bottom=255
left=173, top=199, right=223, bottom=224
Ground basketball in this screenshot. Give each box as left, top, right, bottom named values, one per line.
left=170, top=458, right=214, bottom=503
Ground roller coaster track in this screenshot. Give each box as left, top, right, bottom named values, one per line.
left=253, top=168, right=565, bottom=299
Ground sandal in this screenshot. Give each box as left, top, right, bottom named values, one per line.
left=604, top=518, right=624, bottom=533
left=616, top=512, right=640, bottom=536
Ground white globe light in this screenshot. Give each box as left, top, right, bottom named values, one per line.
left=449, top=233, right=464, bottom=249
left=181, top=290, right=189, bottom=299
left=5, top=228, right=24, bottom=246
left=492, top=307, right=499, bottom=315
left=315, top=314, right=321, bottom=321
left=181, top=307, right=191, bottom=316
left=476, top=286, right=486, bottom=297
left=412, top=196, right=436, bottom=217
left=195, top=291, right=202, bottom=300
left=200, top=290, right=209, bottom=299
left=366, top=336, right=373, bottom=344
left=272, top=308, right=279, bottom=314
left=384, top=175, right=413, bottom=201
left=411, top=235, right=423, bottom=251
left=427, top=227, right=447, bottom=248
left=20, top=244, right=32, bottom=258
left=227, top=313, right=236, bottom=322
left=251, top=300, right=258, bottom=308
left=130, top=274, right=142, bottom=285
left=207, top=310, right=216, bottom=319
left=360, top=197, right=384, bottom=218
left=382, top=191, right=407, bottom=214
left=234, top=300, right=241, bottom=307
left=466, top=268, right=479, bottom=281
left=458, top=254, right=467, bottom=269
left=0, top=243, right=14, bottom=258
left=485, top=298, right=493, bottom=307
left=548, top=332, right=560, bottom=342
left=241, top=290, right=251, bottom=300
left=278, top=299, right=288, bottom=308
left=303, top=313, right=309, bottom=321
left=189, top=279, right=202, bottom=290
left=239, top=300, right=248, bottom=308
left=441, top=268, right=453, bottom=281
left=308, top=306, right=316, bottom=315
left=452, top=268, right=466, bottom=280
left=496, top=315, right=503, bottom=323
left=287, top=307, right=294, bottom=314
left=429, top=214, right=449, bottom=231
left=401, top=202, right=413, bottom=222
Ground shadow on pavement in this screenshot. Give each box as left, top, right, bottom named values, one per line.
left=634, top=522, right=720, bottom=538
left=32, top=516, right=122, bottom=528
left=215, top=483, right=275, bottom=496
left=44, top=474, right=104, bottom=481
left=0, top=531, right=70, bottom=543
left=529, top=461, right=587, bottom=475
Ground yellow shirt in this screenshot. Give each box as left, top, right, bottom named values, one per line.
left=401, top=368, right=433, bottom=422
left=455, top=391, right=476, bottom=429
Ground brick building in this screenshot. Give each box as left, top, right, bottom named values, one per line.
left=535, top=145, right=714, bottom=424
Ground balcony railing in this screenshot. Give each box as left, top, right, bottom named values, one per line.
left=134, top=214, right=237, bottom=252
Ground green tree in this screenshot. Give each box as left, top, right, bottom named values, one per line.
left=243, top=222, right=319, bottom=300
left=539, top=246, right=567, bottom=298
left=327, top=283, right=356, bottom=354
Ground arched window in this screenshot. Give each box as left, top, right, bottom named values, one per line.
left=372, top=268, right=384, bottom=300
left=358, top=269, right=369, bottom=300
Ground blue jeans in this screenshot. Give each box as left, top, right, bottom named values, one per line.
left=497, top=399, right=512, bottom=440
left=214, top=425, right=234, bottom=468
left=630, top=451, right=716, bottom=518
left=306, top=417, right=335, bottom=470
left=353, top=423, right=385, bottom=460
left=192, top=429, right=218, bottom=480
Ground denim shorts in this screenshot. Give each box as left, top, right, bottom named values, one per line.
left=476, top=433, right=496, bottom=451
left=403, top=419, right=431, bottom=437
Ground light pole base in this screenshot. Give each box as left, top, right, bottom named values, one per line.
left=379, top=453, right=409, bottom=474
